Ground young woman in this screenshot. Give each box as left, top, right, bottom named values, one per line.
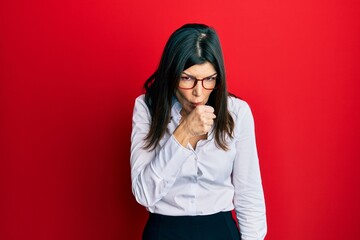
left=130, top=23, right=267, bottom=240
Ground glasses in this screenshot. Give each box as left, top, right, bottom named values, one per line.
left=178, top=72, right=218, bottom=90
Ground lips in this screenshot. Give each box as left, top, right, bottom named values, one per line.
left=191, top=102, right=203, bottom=107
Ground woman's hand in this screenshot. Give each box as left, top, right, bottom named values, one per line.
left=173, top=105, right=216, bottom=147
left=182, top=105, right=216, bottom=136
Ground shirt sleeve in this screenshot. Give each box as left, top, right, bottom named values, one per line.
left=130, top=95, right=193, bottom=208
left=232, top=101, right=267, bottom=240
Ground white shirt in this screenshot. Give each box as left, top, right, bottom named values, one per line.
left=130, top=94, right=267, bottom=240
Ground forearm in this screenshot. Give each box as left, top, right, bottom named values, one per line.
left=173, top=121, right=192, bottom=148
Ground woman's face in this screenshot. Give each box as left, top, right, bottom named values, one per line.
left=175, top=61, right=216, bottom=116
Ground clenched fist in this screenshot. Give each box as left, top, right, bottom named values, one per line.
left=173, top=105, right=216, bottom=147
left=182, top=105, right=216, bottom=137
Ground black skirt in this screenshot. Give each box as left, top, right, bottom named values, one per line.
left=142, top=211, right=241, bottom=240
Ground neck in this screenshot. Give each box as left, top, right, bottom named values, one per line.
left=180, top=108, right=190, bottom=118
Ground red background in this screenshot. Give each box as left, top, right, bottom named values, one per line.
left=1, top=0, right=359, bottom=239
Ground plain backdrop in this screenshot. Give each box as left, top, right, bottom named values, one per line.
left=1, top=0, right=359, bottom=239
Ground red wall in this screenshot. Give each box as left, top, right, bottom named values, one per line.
left=1, top=0, right=359, bottom=239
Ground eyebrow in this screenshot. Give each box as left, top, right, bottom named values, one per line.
left=181, top=72, right=218, bottom=78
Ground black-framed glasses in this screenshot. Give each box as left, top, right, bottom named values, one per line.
left=178, top=72, right=218, bottom=90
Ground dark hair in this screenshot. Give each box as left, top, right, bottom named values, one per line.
left=143, top=23, right=234, bottom=150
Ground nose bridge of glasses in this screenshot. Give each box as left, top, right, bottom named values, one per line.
left=192, top=79, right=204, bottom=95
left=192, top=77, right=206, bottom=89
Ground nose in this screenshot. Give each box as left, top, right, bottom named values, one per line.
left=192, top=80, right=203, bottom=97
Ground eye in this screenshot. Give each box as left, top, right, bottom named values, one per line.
left=180, top=76, right=193, bottom=81
left=205, top=76, right=217, bottom=81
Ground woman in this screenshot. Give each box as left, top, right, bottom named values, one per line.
left=130, top=23, right=267, bottom=240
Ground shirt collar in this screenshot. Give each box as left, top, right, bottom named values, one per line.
left=171, top=95, right=182, bottom=124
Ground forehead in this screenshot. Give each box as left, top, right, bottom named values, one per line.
left=183, top=61, right=216, bottom=77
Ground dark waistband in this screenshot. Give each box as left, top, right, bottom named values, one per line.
left=149, top=211, right=233, bottom=220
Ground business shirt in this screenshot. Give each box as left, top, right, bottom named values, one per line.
left=130, top=94, right=267, bottom=240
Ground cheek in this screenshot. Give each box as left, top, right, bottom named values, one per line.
left=176, top=89, right=190, bottom=102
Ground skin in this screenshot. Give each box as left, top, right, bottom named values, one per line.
left=173, top=61, right=217, bottom=148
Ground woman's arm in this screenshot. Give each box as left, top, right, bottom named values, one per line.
left=232, top=101, right=267, bottom=239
